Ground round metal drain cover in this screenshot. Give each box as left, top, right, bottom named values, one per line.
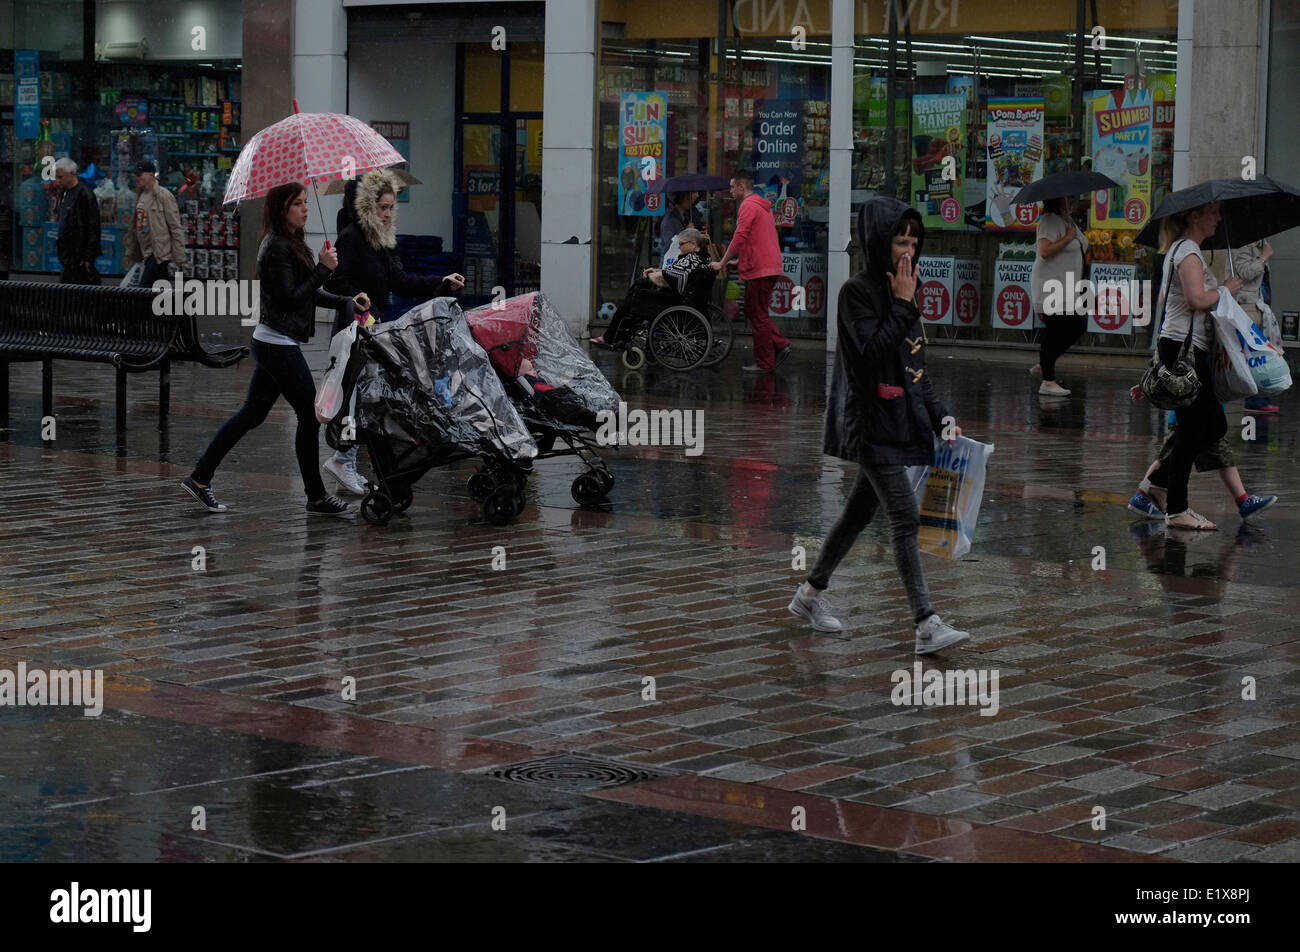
left=487, top=755, right=665, bottom=792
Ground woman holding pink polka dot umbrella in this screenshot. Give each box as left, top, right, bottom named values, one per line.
left=182, top=103, right=404, bottom=517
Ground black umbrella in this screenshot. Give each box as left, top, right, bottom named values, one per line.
left=1134, top=175, right=1300, bottom=249
left=646, top=173, right=731, bottom=196
left=1012, top=171, right=1120, bottom=207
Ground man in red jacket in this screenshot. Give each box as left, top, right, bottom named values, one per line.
left=712, top=173, right=792, bottom=372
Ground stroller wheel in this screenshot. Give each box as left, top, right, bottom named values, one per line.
left=571, top=472, right=606, bottom=507
left=513, top=469, right=529, bottom=491
left=484, top=485, right=516, bottom=526
left=596, top=469, right=615, bottom=494
left=361, top=491, right=394, bottom=526
left=393, top=489, right=413, bottom=514
left=467, top=471, right=495, bottom=502
left=621, top=345, right=646, bottom=370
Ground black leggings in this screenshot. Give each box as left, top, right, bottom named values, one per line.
left=808, top=464, right=934, bottom=625
left=1151, top=342, right=1227, bottom=514
left=192, top=338, right=326, bottom=499
left=1038, top=313, right=1087, bottom=380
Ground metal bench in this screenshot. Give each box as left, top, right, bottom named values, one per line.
left=0, top=280, right=248, bottom=430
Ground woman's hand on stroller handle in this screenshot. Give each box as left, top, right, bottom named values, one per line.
left=445, top=273, right=466, bottom=291
left=353, top=292, right=370, bottom=311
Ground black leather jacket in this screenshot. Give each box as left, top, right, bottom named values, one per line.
left=823, top=198, right=950, bottom=467
left=256, top=235, right=350, bottom=343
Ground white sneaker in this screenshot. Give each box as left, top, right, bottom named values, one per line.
left=1038, top=381, right=1071, bottom=396
left=323, top=455, right=367, bottom=495
left=788, top=584, right=843, bottom=632
left=1029, top=363, right=1042, bottom=380
left=915, top=614, right=970, bottom=655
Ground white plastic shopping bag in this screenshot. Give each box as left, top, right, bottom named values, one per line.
left=1258, top=299, right=1283, bottom=349
left=905, top=436, right=995, bottom=560
left=661, top=233, right=681, bottom=269
left=1211, top=289, right=1292, bottom=396
left=315, top=323, right=357, bottom=423
left=120, top=262, right=145, bottom=288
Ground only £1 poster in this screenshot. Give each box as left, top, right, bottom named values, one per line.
left=985, top=98, right=1044, bottom=231
left=618, top=92, right=667, bottom=216
left=1088, top=87, right=1153, bottom=229
left=910, top=94, right=966, bottom=228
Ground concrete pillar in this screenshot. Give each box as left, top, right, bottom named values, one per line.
left=826, top=0, right=854, bottom=354
left=540, top=0, right=597, bottom=336
left=240, top=0, right=294, bottom=280
left=1174, top=0, right=1265, bottom=188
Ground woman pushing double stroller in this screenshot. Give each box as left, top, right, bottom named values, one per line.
left=323, top=169, right=466, bottom=494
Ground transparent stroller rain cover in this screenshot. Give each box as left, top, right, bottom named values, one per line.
left=353, top=297, right=537, bottom=463
left=465, top=292, right=620, bottom=421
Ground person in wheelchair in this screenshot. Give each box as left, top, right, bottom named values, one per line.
left=593, top=228, right=712, bottom=348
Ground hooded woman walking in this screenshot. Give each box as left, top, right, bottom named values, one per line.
left=788, top=196, right=971, bottom=655
left=323, top=169, right=465, bottom=493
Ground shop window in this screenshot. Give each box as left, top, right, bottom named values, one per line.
left=464, top=45, right=502, bottom=113
left=509, top=42, right=544, bottom=112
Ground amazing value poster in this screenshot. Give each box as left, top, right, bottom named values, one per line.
left=911, top=94, right=966, bottom=228
left=618, top=92, right=666, bottom=217
left=1089, top=87, right=1153, bottom=230
left=985, top=98, right=1044, bottom=231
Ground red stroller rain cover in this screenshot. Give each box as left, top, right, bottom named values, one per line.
left=464, top=293, right=539, bottom=379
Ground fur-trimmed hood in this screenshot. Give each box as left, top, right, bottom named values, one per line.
left=353, top=169, right=400, bottom=250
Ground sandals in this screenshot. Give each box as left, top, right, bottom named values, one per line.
left=1166, top=509, right=1217, bottom=530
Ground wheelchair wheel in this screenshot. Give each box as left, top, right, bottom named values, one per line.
left=648, top=306, right=712, bottom=371
left=699, top=303, right=736, bottom=367
left=621, top=345, right=646, bottom=370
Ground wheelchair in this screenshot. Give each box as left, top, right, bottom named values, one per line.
left=617, top=267, right=735, bottom=372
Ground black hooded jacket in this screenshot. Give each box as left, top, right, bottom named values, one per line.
left=823, top=197, right=950, bottom=467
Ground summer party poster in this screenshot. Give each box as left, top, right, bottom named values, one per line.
left=1088, top=87, right=1153, bottom=230
left=985, top=98, right=1044, bottom=231
left=618, top=92, right=667, bottom=217
left=911, top=94, right=967, bottom=229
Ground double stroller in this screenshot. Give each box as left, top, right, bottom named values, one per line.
left=322, top=297, right=538, bottom=526
left=465, top=292, right=621, bottom=506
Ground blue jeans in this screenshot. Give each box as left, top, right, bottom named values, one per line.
left=193, top=338, right=326, bottom=499
left=808, top=463, right=934, bottom=624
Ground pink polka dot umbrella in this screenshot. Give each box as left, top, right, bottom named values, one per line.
left=223, top=101, right=406, bottom=241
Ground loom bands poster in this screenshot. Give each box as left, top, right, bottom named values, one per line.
left=985, top=98, right=1045, bottom=231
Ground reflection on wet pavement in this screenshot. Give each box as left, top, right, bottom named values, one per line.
left=2, top=327, right=1299, bottom=862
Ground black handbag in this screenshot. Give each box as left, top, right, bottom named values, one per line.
left=1140, top=240, right=1201, bottom=410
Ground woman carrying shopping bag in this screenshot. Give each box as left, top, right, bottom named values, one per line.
left=1129, top=201, right=1241, bottom=530
left=182, top=182, right=369, bottom=515
left=787, top=196, right=971, bottom=655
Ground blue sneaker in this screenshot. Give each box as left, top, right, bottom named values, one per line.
left=1238, top=494, right=1277, bottom=520
left=1127, top=490, right=1165, bottom=520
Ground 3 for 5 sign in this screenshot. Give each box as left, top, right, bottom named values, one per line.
left=992, top=259, right=1035, bottom=329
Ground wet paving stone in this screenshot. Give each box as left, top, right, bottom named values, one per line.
left=2, top=340, right=1298, bottom=860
